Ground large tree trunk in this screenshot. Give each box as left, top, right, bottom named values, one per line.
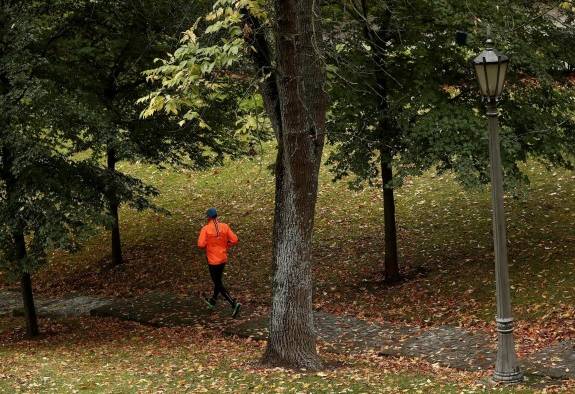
left=261, top=0, right=327, bottom=370
left=15, top=229, right=39, bottom=337
left=380, top=151, right=400, bottom=283
left=107, top=147, right=123, bottom=266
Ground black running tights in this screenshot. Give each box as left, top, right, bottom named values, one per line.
left=208, top=264, right=234, bottom=306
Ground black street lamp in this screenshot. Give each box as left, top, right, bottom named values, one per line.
left=473, top=38, right=523, bottom=384
left=473, top=38, right=509, bottom=99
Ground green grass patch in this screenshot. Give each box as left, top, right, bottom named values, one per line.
left=1, top=144, right=573, bottom=391
left=29, top=144, right=574, bottom=327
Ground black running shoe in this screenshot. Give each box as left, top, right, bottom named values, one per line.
left=232, top=302, right=241, bottom=318
left=203, top=297, right=216, bottom=310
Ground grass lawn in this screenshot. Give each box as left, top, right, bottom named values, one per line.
left=0, top=317, right=561, bottom=393
left=1, top=143, right=574, bottom=392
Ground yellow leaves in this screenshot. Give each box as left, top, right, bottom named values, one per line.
left=205, top=7, right=223, bottom=22
left=139, top=94, right=184, bottom=119
left=164, top=99, right=178, bottom=116
left=182, top=27, right=197, bottom=44
left=560, top=1, right=575, bottom=13
left=139, top=94, right=164, bottom=119
left=441, top=84, right=462, bottom=99
left=206, top=5, right=240, bottom=24
left=206, top=0, right=268, bottom=23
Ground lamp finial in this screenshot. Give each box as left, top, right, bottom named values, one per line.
left=486, top=25, right=494, bottom=49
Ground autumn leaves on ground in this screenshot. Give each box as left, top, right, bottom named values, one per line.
left=1, top=146, right=574, bottom=392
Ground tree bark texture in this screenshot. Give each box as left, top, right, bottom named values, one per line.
left=15, top=231, right=39, bottom=337
left=107, top=147, right=123, bottom=266
left=380, top=150, right=400, bottom=283
left=20, top=272, right=40, bottom=337
left=260, top=0, right=327, bottom=370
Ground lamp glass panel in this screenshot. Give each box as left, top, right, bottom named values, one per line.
left=474, top=63, right=489, bottom=96
left=484, top=62, right=501, bottom=97
left=495, top=61, right=508, bottom=96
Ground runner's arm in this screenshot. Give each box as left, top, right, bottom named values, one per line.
left=227, top=226, right=238, bottom=247
left=197, top=227, right=207, bottom=249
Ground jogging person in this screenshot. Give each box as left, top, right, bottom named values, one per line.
left=197, top=208, right=241, bottom=317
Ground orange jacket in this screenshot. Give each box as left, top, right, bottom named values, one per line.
left=197, top=219, right=238, bottom=265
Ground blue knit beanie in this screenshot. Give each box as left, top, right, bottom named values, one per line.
left=206, top=207, right=218, bottom=218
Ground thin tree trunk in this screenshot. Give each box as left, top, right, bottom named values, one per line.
left=359, top=0, right=401, bottom=283
left=1, top=148, right=39, bottom=337
left=109, top=200, right=122, bottom=266
left=376, top=92, right=401, bottom=283
left=261, top=0, right=327, bottom=370
left=241, top=9, right=283, bottom=278
left=240, top=10, right=281, bottom=138
left=107, top=147, right=123, bottom=266
left=15, top=231, right=39, bottom=337
left=380, top=152, right=400, bottom=283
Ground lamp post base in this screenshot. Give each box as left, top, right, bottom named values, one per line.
left=492, top=370, right=524, bottom=384
left=493, top=317, right=522, bottom=384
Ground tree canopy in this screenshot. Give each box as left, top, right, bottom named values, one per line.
left=325, top=0, right=575, bottom=190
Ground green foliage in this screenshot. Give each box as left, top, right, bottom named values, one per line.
left=0, top=1, right=110, bottom=277
left=0, top=0, right=269, bottom=278
left=140, top=0, right=272, bottom=146
left=48, top=0, right=245, bottom=169
left=37, top=0, right=259, bottom=267
left=324, top=0, right=575, bottom=190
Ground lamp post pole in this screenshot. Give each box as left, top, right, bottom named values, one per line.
left=473, top=36, right=523, bottom=383
left=485, top=98, right=523, bottom=383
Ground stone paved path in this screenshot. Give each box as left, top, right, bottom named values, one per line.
left=0, top=290, right=112, bottom=318
left=227, top=313, right=574, bottom=380
left=523, top=341, right=575, bottom=379
left=229, top=314, right=498, bottom=371
left=1, top=290, right=573, bottom=381
left=394, top=326, right=497, bottom=371
left=90, top=292, right=253, bottom=326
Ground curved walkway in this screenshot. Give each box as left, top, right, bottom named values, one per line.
left=1, top=290, right=573, bottom=380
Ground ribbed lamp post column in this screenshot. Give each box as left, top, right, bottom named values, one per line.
left=472, top=37, right=523, bottom=384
